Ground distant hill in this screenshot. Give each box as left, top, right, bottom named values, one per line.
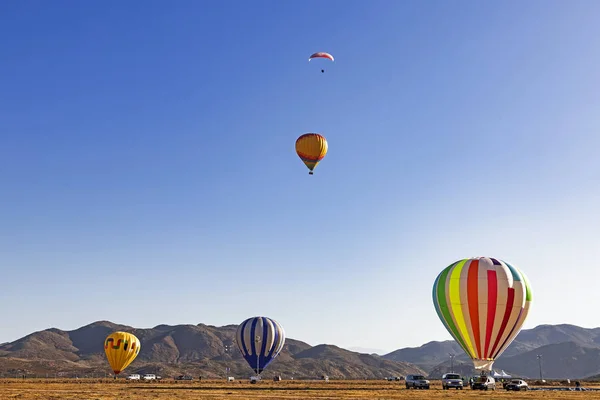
left=382, top=324, right=600, bottom=379
left=512, top=324, right=600, bottom=349
left=383, top=340, right=466, bottom=372
left=345, top=347, right=387, bottom=355
left=4, top=321, right=600, bottom=379
left=0, top=321, right=424, bottom=379
left=494, top=342, right=600, bottom=380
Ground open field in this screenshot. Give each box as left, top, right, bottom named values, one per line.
left=2, top=380, right=600, bottom=400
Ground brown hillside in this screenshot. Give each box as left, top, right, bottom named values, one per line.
left=0, top=321, right=422, bottom=379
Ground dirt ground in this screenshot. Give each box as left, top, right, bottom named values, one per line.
left=1, top=379, right=600, bottom=400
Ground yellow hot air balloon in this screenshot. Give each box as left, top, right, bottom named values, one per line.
left=104, top=331, right=140, bottom=375
left=295, top=133, right=328, bottom=175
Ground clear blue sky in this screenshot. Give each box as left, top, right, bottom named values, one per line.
left=1, top=0, right=600, bottom=354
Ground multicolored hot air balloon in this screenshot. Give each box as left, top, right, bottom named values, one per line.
left=432, top=257, right=532, bottom=371
left=236, top=316, right=285, bottom=375
left=295, top=133, right=328, bottom=175
left=104, top=331, right=141, bottom=376
left=309, top=52, right=334, bottom=72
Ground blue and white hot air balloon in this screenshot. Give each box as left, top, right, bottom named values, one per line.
left=235, top=316, right=285, bottom=375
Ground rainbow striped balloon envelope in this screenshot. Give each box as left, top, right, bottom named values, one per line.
left=432, top=257, right=532, bottom=371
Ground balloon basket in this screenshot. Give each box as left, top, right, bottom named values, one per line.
left=309, top=171, right=314, bottom=175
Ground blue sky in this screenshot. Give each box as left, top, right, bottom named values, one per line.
left=1, top=0, right=600, bottom=354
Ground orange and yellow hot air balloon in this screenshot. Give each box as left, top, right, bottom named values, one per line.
left=104, top=331, right=141, bottom=376
left=295, top=133, right=328, bottom=175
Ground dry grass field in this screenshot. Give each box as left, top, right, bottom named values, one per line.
left=2, top=379, right=600, bottom=400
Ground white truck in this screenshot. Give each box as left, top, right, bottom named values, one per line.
left=442, top=373, right=464, bottom=390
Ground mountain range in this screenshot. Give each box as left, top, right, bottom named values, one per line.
left=1, top=321, right=600, bottom=379
left=382, top=324, right=600, bottom=379
left=0, top=321, right=423, bottom=379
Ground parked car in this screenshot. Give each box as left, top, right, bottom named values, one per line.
left=174, top=375, right=193, bottom=381
left=142, top=374, right=156, bottom=381
left=442, top=373, right=464, bottom=390
left=405, top=374, right=430, bottom=389
left=472, top=375, right=496, bottom=390
left=249, top=376, right=261, bottom=384
left=126, top=374, right=140, bottom=380
left=505, top=379, right=528, bottom=391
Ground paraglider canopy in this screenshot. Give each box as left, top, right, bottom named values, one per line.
left=309, top=52, right=334, bottom=73
left=309, top=52, right=334, bottom=61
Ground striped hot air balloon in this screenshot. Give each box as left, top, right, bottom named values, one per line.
left=432, top=257, right=532, bottom=371
left=236, top=316, right=285, bottom=375
left=295, top=133, right=328, bottom=175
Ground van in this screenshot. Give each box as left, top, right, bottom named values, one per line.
left=472, top=375, right=496, bottom=390
left=126, top=374, right=140, bottom=380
